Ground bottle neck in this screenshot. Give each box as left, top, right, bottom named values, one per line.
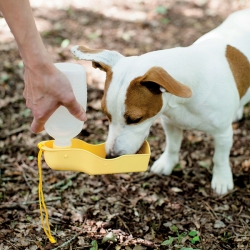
left=53, top=138, right=72, bottom=148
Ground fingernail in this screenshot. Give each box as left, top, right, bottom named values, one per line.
left=31, top=120, right=45, bottom=134
left=79, top=113, right=87, bottom=121
left=30, top=128, right=36, bottom=134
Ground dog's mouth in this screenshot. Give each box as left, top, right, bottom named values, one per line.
left=105, top=144, right=144, bottom=159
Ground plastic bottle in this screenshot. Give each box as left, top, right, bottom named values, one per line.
left=44, top=63, right=87, bottom=148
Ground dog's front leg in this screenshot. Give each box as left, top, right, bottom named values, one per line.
left=211, top=127, right=234, bottom=195
left=151, top=118, right=183, bottom=175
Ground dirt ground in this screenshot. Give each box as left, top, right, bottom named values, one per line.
left=1, top=0, right=250, bottom=249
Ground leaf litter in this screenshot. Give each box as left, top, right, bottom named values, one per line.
left=1, top=0, right=250, bottom=249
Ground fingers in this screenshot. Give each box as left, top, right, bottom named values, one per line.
left=29, top=104, right=57, bottom=133
left=30, top=101, right=86, bottom=134
left=30, top=108, right=52, bottom=133
left=25, top=98, right=45, bottom=133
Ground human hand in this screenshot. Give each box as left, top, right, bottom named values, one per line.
left=23, top=62, right=87, bottom=133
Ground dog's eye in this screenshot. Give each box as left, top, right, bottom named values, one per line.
left=126, top=116, right=142, bottom=125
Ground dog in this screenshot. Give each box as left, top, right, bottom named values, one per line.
left=71, top=9, right=250, bottom=195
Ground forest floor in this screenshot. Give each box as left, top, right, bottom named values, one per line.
left=1, top=0, right=250, bottom=249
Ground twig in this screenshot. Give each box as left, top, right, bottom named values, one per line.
left=51, top=233, right=81, bottom=250
left=0, top=95, right=22, bottom=109
left=34, top=241, right=45, bottom=250
left=202, top=200, right=219, bottom=220
left=118, top=216, right=132, bottom=235
left=49, top=173, right=80, bottom=189
left=1, top=177, right=20, bottom=181
left=105, top=243, right=112, bottom=250
left=240, top=218, right=250, bottom=230
left=216, top=188, right=239, bottom=199
left=0, top=163, right=13, bottom=168
left=230, top=234, right=250, bottom=238
left=5, top=124, right=29, bottom=136
left=237, top=205, right=243, bottom=216
left=184, top=205, right=203, bottom=215
left=22, top=169, right=33, bottom=191
left=21, top=161, right=37, bottom=174
left=4, top=239, right=18, bottom=249
left=0, top=197, right=61, bottom=209
left=240, top=214, right=250, bottom=220
left=25, top=239, right=45, bottom=250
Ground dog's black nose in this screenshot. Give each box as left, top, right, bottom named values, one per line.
left=106, top=153, right=118, bottom=159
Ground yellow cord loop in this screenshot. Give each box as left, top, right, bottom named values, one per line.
left=38, top=148, right=56, bottom=244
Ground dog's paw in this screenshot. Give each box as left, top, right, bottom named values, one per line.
left=211, top=169, right=234, bottom=195
left=150, top=158, right=173, bottom=175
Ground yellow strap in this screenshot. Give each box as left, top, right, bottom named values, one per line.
left=38, top=148, right=56, bottom=244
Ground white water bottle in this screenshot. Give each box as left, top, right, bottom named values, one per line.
left=44, top=63, right=87, bottom=147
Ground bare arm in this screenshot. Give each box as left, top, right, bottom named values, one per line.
left=0, top=0, right=86, bottom=133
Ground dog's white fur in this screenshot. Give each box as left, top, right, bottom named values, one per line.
left=71, top=9, right=250, bottom=195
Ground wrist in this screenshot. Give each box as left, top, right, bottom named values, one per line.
left=21, top=47, right=54, bottom=70
left=19, top=39, right=52, bottom=67
left=23, top=58, right=57, bottom=83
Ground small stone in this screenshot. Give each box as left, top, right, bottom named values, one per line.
left=214, top=220, right=226, bottom=228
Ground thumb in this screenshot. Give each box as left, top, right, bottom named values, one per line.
left=64, top=98, right=87, bottom=121
left=31, top=118, right=46, bottom=133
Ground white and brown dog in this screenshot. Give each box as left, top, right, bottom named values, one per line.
left=71, top=9, right=250, bottom=195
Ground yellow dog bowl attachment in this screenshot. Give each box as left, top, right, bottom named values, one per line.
left=38, top=138, right=151, bottom=174
left=37, top=138, right=150, bottom=243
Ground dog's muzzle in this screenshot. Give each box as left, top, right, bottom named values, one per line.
left=105, top=144, right=144, bottom=159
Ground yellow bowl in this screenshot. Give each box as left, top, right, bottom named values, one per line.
left=37, top=139, right=150, bottom=175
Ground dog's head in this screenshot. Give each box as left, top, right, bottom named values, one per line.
left=71, top=46, right=192, bottom=158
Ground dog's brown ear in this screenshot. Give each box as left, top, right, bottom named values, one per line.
left=141, top=67, right=192, bottom=98
left=92, top=61, right=110, bottom=72
left=70, top=45, right=124, bottom=72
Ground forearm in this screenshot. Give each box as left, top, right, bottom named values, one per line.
left=0, top=0, right=52, bottom=67
left=0, top=0, right=86, bottom=132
